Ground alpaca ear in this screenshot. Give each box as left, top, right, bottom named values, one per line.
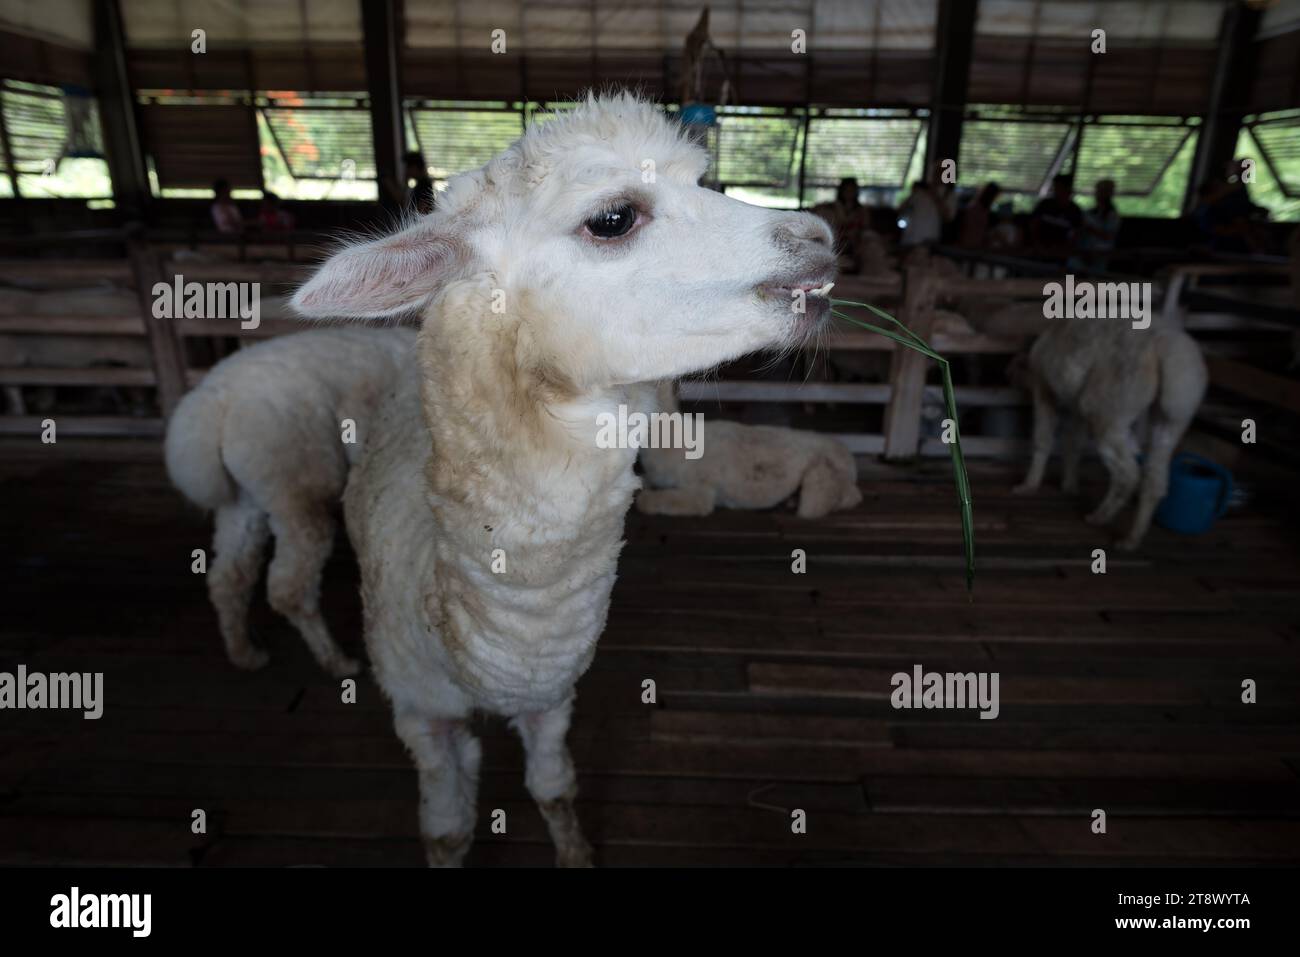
left=292, top=218, right=464, bottom=319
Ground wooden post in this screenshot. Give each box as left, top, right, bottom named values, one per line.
left=362, top=0, right=405, bottom=216
left=882, top=261, right=937, bottom=460
left=925, top=0, right=977, bottom=179
left=128, top=237, right=188, bottom=418
left=1184, top=3, right=1262, bottom=213
left=93, top=0, right=151, bottom=218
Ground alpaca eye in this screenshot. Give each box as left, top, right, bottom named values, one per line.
left=585, top=204, right=637, bottom=239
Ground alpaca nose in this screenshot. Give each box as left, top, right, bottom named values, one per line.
left=774, top=212, right=833, bottom=251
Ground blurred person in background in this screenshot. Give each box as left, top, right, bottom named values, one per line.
left=210, top=179, right=243, bottom=234
left=1029, top=174, right=1082, bottom=262
left=1075, top=178, right=1120, bottom=271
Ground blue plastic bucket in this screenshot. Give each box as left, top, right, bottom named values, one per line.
left=679, top=103, right=717, bottom=127
left=1153, top=453, right=1233, bottom=535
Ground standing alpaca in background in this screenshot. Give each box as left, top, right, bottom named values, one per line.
left=291, top=93, right=836, bottom=866
left=165, top=327, right=415, bottom=675
left=638, top=381, right=861, bottom=518
left=967, top=300, right=1207, bottom=550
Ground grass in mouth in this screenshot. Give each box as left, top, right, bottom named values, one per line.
left=830, top=298, right=975, bottom=594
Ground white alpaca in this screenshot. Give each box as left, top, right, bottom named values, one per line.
left=291, top=93, right=836, bottom=866
left=966, top=299, right=1207, bottom=550
left=165, top=326, right=415, bottom=675
left=637, top=382, right=862, bottom=518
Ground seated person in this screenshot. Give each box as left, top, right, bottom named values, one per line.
left=810, top=177, right=870, bottom=272
left=1029, top=174, right=1082, bottom=261
left=957, top=182, right=1001, bottom=248
left=1075, top=178, right=1121, bottom=271
left=210, top=179, right=244, bottom=234
left=898, top=179, right=943, bottom=248
left=257, top=192, right=295, bottom=232
left=1206, top=160, right=1268, bottom=254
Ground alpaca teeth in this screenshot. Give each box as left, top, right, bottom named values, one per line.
left=809, top=282, right=835, bottom=298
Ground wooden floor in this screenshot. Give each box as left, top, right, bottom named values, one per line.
left=3, top=444, right=1300, bottom=867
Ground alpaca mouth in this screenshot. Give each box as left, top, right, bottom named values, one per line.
left=758, top=278, right=836, bottom=300
left=758, top=272, right=836, bottom=339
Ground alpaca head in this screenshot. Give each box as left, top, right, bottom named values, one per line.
left=293, top=92, right=835, bottom=389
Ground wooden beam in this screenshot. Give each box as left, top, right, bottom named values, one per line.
left=93, top=0, right=151, bottom=217
left=362, top=0, right=406, bottom=216
left=676, top=380, right=1023, bottom=406
left=0, top=260, right=132, bottom=281
left=1185, top=3, right=1263, bottom=213
left=925, top=0, right=977, bottom=177
left=0, top=416, right=163, bottom=437
left=0, top=317, right=145, bottom=335
left=0, top=367, right=154, bottom=386
left=1206, top=355, right=1300, bottom=414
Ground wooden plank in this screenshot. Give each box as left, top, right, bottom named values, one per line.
left=1206, top=354, right=1300, bottom=413
left=0, top=416, right=164, bottom=437
left=650, top=710, right=892, bottom=749
left=746, top=662, right=1263, bottom=705
left=0, top=316, right=146, bottom=335
left=163, top=261, right=311, bottom=283
left=0, top=817, right=201, bottom=866
left=0, top=259, right=132, bottom=281
left=175, top=318, right=304, bottom=338
left=0, top=366, right=155, bottom=386
left=866, top=775, right=1300, bottom=816
left=675, top=380, right=1023, bottom=407
left=1018, top=816, right=1300, bottom=861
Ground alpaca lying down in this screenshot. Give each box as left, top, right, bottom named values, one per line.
left=289, top=93, right=837, bottom=866
left=165, top=326, right=414, bottom=675
left=637, top=383, right=861, bottom=517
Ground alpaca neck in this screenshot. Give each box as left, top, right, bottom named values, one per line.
left=411, top=284, right=650, bottom=707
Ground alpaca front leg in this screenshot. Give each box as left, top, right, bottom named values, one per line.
left=1012, top=384, right=1056, bottom=495
left=512, top=698, right=592, bottom=868
left=394, top=711, right=480, bottom=867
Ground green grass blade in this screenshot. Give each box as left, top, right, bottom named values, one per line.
left=832, top=298, right=933, bottom=351
left=829, top=300, right=975, bottom=593
left=830, top=311, right=943, bottom=362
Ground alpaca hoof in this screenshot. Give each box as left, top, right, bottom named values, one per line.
left=557, top=840, right=594, bottom=868
left=423, top=832, right=472, bottom=868
left=1011, top=482, right=1038, bottom=496
left=1115, top=535, right=1142, bottom=552
left=229, top=646, right=270, bottom=671
left=1084, top=509, right=1111, bottom=526
left=323, top=655, right=362, bottom=678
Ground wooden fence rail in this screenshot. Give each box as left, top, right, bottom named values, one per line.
left=1, top=236, right=1292, bottom=458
